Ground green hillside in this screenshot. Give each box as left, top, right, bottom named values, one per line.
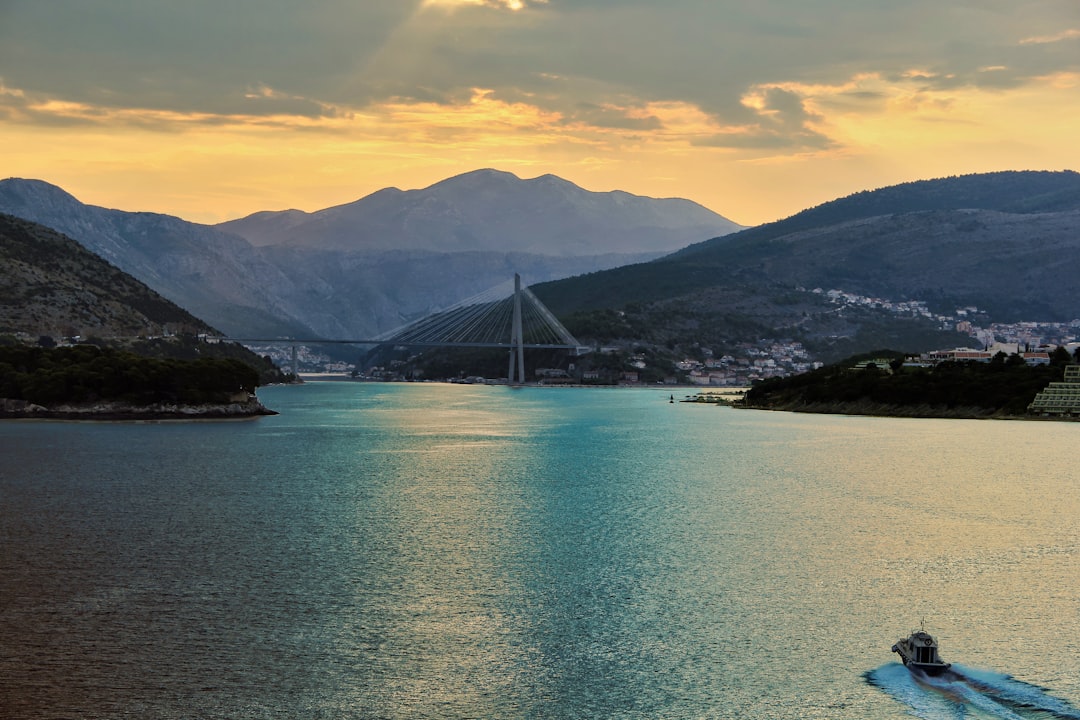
left=0, top=212, right=289, bottom=385
left=0, top=212, right=213, bottom=338
left=531, top=171, right=1080, bottom=363
left=675, top=169, right=1080, bottom=261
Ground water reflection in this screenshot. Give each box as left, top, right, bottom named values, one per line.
left=1, top=384, right=1078, bottom=718
left=326, top=385, right=552, bottom=717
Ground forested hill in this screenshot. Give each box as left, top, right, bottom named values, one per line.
left=673, top=169, right=1080, bottom=261
left=531, top=171, right=1080, bottom=363
left=0, top=212, right=214, bottom=338
left=0, top=212, right=289, bottom=386
left=537, top=170, right=1080, bottom=314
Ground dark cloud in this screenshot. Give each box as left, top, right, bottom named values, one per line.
left=240, top=89, right=334, bottom=119
left=0, top=0, right=418, bottom=113
left=693, top=87, right=833, bottom=150
left=562, top=103, right=663, bottom=131
left=1, top=0, right=1077, bottom=131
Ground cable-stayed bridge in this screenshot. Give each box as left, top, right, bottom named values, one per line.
left=227, top=274, right=584, bottom=384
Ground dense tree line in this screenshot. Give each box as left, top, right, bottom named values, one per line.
left=0, top=344, right=260, bottom=406
left=119, top=335, right=291, bottom=385
left=744, top=349, right=1075, bottom=416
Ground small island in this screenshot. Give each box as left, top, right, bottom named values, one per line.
left=0, top=344, right=276, bottom=420
left=740, top=349, right=1079, bottom=420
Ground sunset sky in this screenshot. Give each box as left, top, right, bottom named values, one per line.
left=2, top=1, right=1078, bottom=226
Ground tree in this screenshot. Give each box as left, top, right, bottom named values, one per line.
left=1050, top=346, right=1072, bottom=366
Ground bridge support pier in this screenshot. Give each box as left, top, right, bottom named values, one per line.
left=508, top=273, right=525, bottom=385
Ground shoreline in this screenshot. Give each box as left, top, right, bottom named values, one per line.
left=736, top=400, right=1078, bottom=422
left=0, top=397, right=277, bottom=421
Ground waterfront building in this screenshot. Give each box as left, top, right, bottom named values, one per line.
left=928, top=348, right=993, bottom=362
left=1028, top=365, right=1080, bottom=416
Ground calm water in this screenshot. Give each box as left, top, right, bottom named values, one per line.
left=2, top=382, right=1079, bottom=719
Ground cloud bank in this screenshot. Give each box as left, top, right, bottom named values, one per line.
left=1, top=0, right=1078, bottom=223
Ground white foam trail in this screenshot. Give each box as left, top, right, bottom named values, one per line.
left=951, top=681, right=1026, bottom=720
left=869, top=662, right=1080, bottom=720
left=952, top=665, right=1080, bottom=719
left=866, top=664, right=965, bottom=719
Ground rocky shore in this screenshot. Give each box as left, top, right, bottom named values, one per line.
left=736, top=399, right=1080, bottom=421
left=0, top=396, right=277, bottom=420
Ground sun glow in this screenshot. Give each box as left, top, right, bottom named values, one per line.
left=421, top=0, right=545, bottom=11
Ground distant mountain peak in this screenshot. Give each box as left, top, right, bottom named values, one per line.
left=454, top=167, right=518, bottom=180
left=0, top=177, right=82, bottom=209
left=217, top=168, right=743, bottom=254
left=429, top=167, right=518, bottom=187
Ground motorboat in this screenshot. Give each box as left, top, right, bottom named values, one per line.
left=892, top=629, right=951, bottom=676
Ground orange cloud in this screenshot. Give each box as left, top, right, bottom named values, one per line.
left=3, top=60, right=1079, bottom=228
left=1020, top=28, right=1080, bottom=44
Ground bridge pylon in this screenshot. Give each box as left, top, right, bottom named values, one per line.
left=508, top=273, right=526, bottom=384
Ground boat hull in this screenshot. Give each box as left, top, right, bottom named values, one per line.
left=902, top=659, right=952, bottom=676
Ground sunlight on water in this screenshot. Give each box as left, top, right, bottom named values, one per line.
left=2, top=382, right=1079, bottom=718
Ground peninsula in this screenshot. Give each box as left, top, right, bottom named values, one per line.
left=0, top=345, right=276, bottom=420
left=740, top=349, right=1079, bottom=420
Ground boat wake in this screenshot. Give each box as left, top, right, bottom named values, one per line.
left=866, top=663, right=1080, bottom=719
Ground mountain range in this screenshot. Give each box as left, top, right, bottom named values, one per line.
left=2, top=169, right=1078, bottom=370
left=219, top=169, right=740, bottom=255
left=0, top=170, right=742, bottom=340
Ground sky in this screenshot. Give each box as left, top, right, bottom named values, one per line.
left=1, top=1, right=1078, bottom=227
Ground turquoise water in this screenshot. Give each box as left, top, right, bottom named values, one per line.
left=2, top=382, right=1079, bottom=719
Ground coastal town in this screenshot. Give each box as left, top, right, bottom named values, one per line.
left=675, top=288, right=1080, bottom=387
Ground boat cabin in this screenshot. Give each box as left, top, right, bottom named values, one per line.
left=892, top=629, right=951, bottom=675
left=912, top=639, right=942, bottom=665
